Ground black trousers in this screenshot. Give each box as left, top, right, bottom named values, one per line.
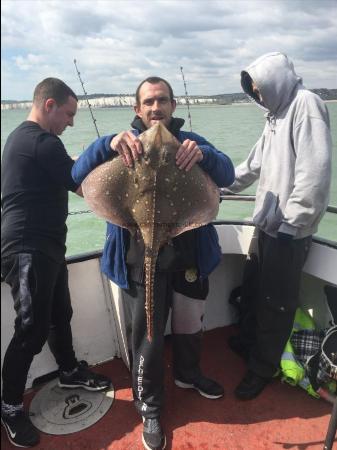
left=1, top=252, right=77, bottom=405
left=248, top=231, right=312, bottom=377
left=123, top=273, right=172, bottom=418
left=123, top=271, right=207, bottom=417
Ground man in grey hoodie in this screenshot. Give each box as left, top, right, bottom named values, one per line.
left=225, top=52, right=332, bottom=400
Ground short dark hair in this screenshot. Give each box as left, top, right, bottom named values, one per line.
left=33, top=77, right=78, bottom=106
left=135, top=76, right=174, bottom=105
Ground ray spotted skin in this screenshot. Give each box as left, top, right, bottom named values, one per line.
left=82, top=122, right=219, bottom=340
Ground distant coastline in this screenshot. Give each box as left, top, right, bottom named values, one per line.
left=1, top=88, right=336, bottom=110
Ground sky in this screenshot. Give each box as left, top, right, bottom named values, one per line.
left=1, top=0, right=337, bottom=101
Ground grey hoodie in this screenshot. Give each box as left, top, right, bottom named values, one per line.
left=228, top=52, right=332, bottom=239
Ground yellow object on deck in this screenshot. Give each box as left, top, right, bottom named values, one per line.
left=280, top=308, right=319, bottom=398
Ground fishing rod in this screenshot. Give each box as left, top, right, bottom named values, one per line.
left=73, top=59, right=100, bottom=138
left=180, top=66, right=193, bottom=132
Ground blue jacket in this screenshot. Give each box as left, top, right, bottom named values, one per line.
left=72, top=124, right=234, bottom=288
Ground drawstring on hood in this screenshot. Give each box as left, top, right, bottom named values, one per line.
left=266, top=113, right=276, bottom=133
left=241, top=52, right=302, bottom=115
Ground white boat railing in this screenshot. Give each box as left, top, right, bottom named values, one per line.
left=219, top=193, right=337, bottom=215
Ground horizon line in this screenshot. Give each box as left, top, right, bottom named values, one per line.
left=1, top=87, right=336, bottom=103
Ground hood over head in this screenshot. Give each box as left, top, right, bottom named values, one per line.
left=241, top=52, right=302, bottom=114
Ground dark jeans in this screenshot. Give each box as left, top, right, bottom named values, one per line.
left=1, top=252, right=77, bottom=405
left=248, top=231, right=312, bottom=377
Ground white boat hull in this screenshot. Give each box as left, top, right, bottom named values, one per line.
left=1, top=224, right=336, bottom=390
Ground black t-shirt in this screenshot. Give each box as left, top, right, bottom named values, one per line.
left=1, top=121, right=78, bottom=262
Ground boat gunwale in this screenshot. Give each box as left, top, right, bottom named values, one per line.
left=65, top=220, right=337, bottom=267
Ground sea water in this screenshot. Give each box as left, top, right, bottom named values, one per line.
left=1, top=103, right=336, bottom=255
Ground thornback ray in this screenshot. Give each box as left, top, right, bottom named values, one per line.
left=81, top=122, right=220, bottom=340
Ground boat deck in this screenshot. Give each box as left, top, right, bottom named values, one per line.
left=1, top=327, right=334, bottom=450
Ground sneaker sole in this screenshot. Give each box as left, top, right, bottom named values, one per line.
left=58, top=381, right=110, bottom=391
left=174, top=379, right=224, bottom=399
left=142, top=433, right=166, bottom=450
left=1, top=417, right=38, bottom=448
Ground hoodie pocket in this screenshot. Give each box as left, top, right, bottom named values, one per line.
left=254, top=191, right=283, bottom=233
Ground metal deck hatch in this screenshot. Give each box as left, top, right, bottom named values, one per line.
left=29, top=380, right=114, bottom=435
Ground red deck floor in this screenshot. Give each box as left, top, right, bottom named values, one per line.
left=1, top=327, right=335, bottom=450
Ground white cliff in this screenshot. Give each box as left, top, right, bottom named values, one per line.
left=1, top=96, right=218, bottom=110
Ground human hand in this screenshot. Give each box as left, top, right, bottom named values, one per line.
left=176, top=139, right=203, bottom=172
left=111, top=131, right=143, bottom=167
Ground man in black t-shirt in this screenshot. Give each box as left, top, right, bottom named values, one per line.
left=1, top=78, right=111, bottom=448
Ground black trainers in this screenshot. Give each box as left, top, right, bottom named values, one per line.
left=142, top=417, right=166, bottom=450
left=58, top=360, right=111, bottom=391
left=175, top=374, right=224, bottom=399
left=235, top=370, right=271, bottom=400
left=1, top=411, right=40, bottom=448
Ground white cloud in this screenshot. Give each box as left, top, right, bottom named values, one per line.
left=15, top=54, right=46, bottom=71
left=1, top=0, right=337, bottom=100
